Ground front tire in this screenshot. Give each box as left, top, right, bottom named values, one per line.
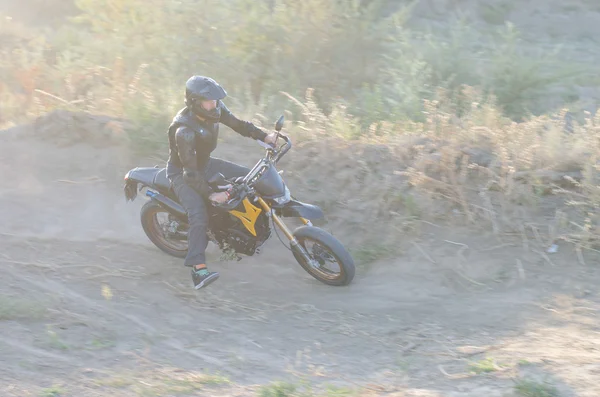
left=140, top=200, right=188, bottom=259
left=291, top=226, right=355, bottom=286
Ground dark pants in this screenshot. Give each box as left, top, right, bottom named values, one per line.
left=169, top=157, right=250, bottom=267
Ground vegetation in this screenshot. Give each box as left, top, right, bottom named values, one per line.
left=0, top=295, right=47, bottom=320
left=1, top=0, right=590, bottom=129
left=2, top=0, right=600, bottom=254
left=3, top=3, right=597, bottom=394
left=514, top=379, right=560, bottom=397
left=258, top=381, right=357, bottom=397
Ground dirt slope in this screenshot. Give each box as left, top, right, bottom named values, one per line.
left=1, top=123, right=599, bottom=396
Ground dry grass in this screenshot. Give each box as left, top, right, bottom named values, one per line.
left=7, top=80, right=600, bottom=258
left=270, top=87, right=600, bottom=260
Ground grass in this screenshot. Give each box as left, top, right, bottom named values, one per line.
left=257, top=381, right=356, bottom=397
left=45, top=326, right=70, bottom=350
left=88, top=336, right=116, bottom=350
left=0, top=295, right=47, bottom=321
left=351, top=243, right=399, bottom=267
left=514, top=379, right=560, bottom=397
left=95, top=369, right=230, bottom=396
left=258, top=382, right=297, bottom=397
left=518, top=359, right=533, bottom=366
left=3, top=0, right=596, bottom=130
left=479, top=1, right=514, bottom=25
left=40, top=386, right=64, bottom=397
left=468, top=357, right=504, bottom=374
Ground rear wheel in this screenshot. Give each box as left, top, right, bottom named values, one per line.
left=140, top=200, right=189, bottom=258
left=291, top=226, right=355, bottom=286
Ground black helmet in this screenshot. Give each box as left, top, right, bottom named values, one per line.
left=184, top=75, right=227, bottom=122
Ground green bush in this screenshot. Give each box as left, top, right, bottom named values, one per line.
left=0, top=0, right=594, bottom=131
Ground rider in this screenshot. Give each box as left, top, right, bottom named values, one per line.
left=166, top=75, right=278, bottom=290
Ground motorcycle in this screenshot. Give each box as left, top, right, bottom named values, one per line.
left=123, top=115, right=355, bottom=286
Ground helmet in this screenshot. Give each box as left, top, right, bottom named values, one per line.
left=184, top=75, right=227, bottom=122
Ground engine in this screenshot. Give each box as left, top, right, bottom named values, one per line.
left=209, top=210, right=271, bottom=256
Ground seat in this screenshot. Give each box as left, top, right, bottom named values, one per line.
left=127, top=166, right=175, bottom=197
left=152, top=168, right=172, bottom=192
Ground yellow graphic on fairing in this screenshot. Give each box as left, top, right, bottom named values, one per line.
left=229, top=198, right=262, bottom=236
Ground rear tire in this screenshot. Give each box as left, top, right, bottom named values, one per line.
left=140, top=200, right=188, bottom=259
left=291, top=226, right=355, bottom=286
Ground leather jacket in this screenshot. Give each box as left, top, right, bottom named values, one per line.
left=166, top=102, right=267, bottom=198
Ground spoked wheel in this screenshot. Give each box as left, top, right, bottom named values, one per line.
left=140, top=200, right=189, bottom=258
left=291, top=226, right=355, bottom=286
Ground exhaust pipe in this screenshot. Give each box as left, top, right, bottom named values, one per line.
left=145, top=190, right=187, bottom=220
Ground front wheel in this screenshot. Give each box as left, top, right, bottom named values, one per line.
left=291, top=226, right=355, bottom=286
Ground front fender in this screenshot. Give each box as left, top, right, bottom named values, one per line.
left=279, top=199, right=324, bottom=220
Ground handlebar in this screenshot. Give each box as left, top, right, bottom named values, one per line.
left=274, top=133, right=292, bottom=163
left=254, top=132, right=292, bottom=164
left=210, top=182, right=248, bottom=210
left=212, top=131, right=292, bottom=210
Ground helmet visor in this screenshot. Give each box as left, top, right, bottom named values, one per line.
left=194, top=83, right=227, bottom=101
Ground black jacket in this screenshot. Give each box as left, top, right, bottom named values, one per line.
left=166, top=102, right=267, bottom=198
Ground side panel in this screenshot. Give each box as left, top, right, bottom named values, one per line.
left=228, top=198, right=263, bottom=236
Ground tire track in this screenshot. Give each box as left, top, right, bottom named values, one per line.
left=3, top=264, right=245, bottom=378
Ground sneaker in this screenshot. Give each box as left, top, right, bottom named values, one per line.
left=191, top=268, right=220, bottom=290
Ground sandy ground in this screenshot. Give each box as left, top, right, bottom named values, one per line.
left=1, top=125, right=599, bottom=397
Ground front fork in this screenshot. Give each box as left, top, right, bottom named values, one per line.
left=256, top=197, right=316, bottom=266
left=300, top=218, right=313, bottom=226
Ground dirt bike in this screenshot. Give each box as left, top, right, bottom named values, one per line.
left=123, top=115, right=355, bottom=286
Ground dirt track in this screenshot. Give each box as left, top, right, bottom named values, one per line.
left=1, top=125, right=599, bottom=396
